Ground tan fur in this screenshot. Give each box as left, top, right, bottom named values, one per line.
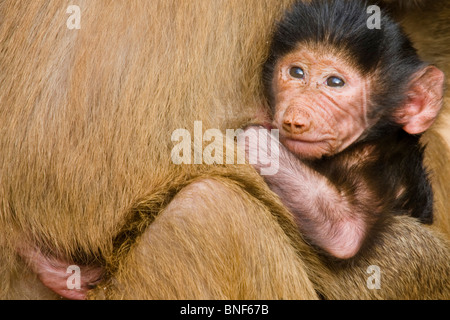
left=91, top=178, right=319, bottom=299
left=381, top=0, right=428, bottom=9
left=394, top=0, right=450, bottom=236
left=0, top=0, right=449, bottom=300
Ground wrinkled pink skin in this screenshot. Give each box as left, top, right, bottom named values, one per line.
left=272, top=48, right=373, bottom=160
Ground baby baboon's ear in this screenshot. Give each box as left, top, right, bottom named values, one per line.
left=395, top=66, right=445, bottom=134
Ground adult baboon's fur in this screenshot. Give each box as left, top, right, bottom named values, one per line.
left=394, top=0, right=450, bottom=236
left=0, top=0, right=449, bottom=299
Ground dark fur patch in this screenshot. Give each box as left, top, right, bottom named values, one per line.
left=263, top=0, right=425, bottom=121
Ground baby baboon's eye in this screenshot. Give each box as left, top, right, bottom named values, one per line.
left=326, top=76, right=345, bottom=88
left=289, top=67, right=305, bottom=79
